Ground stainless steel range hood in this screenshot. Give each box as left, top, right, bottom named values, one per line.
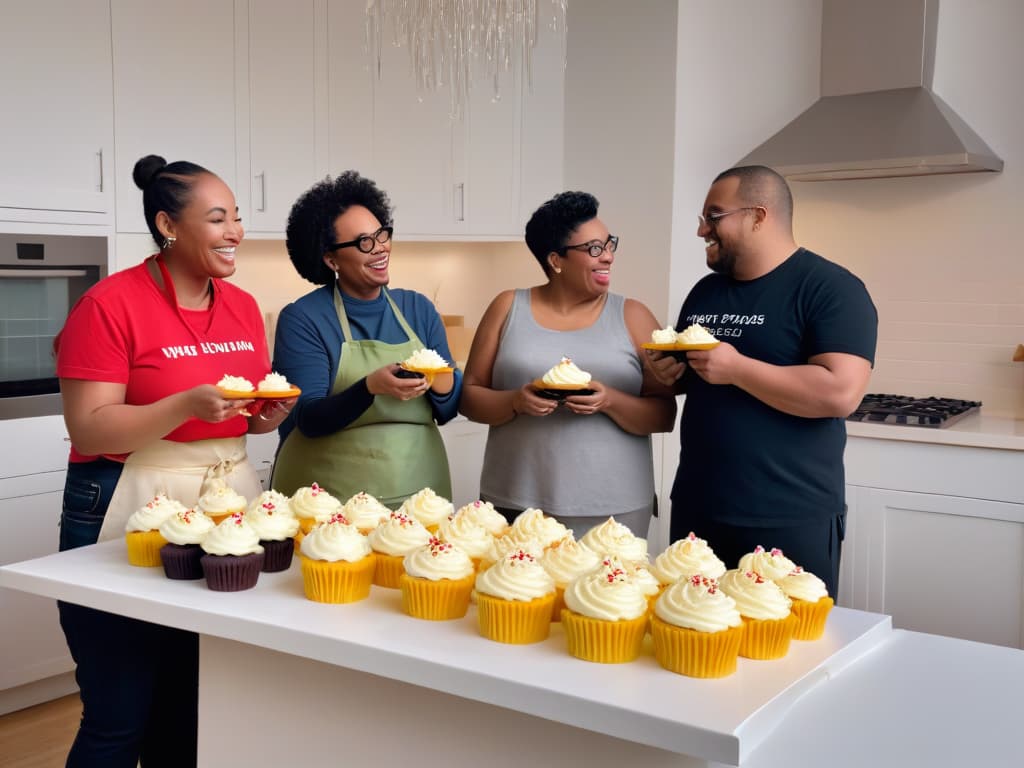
left=738, top=0, right=1003, bottom=181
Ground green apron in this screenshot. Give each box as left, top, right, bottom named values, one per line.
left=271, top=286, right=451, bottom=507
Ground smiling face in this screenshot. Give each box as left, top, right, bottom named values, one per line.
left=551, top=216, right=614, bottom=295
left=325, top=205, right=391, bottom=299
left=158, top=173, right=244, bottom=280
left=698, top=176, right=756, bottom=278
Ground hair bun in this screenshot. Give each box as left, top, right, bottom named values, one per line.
left=132, top=154, right=168, bottom=191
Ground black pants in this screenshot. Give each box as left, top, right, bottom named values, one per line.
left=58, top=458, right=198, bottom=768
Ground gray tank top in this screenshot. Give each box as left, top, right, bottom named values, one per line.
left=480, top=289, right=655, bottom=517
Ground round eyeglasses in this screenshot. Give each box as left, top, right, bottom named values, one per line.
left=329, top=225, right=393, bottom=254
left=697, top=207, right=759, bottom=229
left=558, top=234, right=619, bottom=259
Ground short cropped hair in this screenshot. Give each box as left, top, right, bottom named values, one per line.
left=524, top=191, right=599, bottom=276
left=714, top=165, right=793, bottom=225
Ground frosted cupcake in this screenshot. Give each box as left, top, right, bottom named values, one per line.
left=718, top=569, right=796, bottom=659
left=627, top=560, right=662, bottom=613
left=158, top=508, right=216, bottom=579
left=651, top=574, right=745, bottom=678
left=299, top=513, right=375, bottom=603
left=342, top=491, right=392, bottom=534
left=397, top=487, right=454, bottom=533
left=562, top=557, right=649, bottom=663
left=534, top=356, right=592, bottom=391
left=678, top=323, right=718, bottom=345
left=400, top=537, right=476, bottom=620
left=651, top=532, right=726, bottom=584
left=776, top=567, right=834, bottom=641
left=290, top=482, right=343, bottom=536
left=246, top=497, right=300, bottom=572
left=366, top=511, right=432, bottom=588
left=579, top=516, right=649, bottom=564
left=508, top=508, right=569, bottom=550
left=737, top=545, right=798, bottom=581
left=125, top=494, right=187, bottom=567
left=196, top=482, right=247, bottom=525
left=247, top=489, right=292, bottom=518
left=437, top=512, right=494, bottom=568
left=454, top=500, right=509, bottom=538
left=398, top=348, right=452, bottom=386
left=217, top=374, right=254, bottom=393
left=257, top=371, right=293, bottom=393
left=200, top=513, right=265, bottom=591
left=475, top=550, right=557, bottom=644
left=650, top=325, right=679, bottom=344
left=540, top=534, right=601, bottom=622
left=479, top=531, right=544, bottom=571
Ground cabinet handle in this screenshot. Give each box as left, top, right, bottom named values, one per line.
left=256, top=172, right=266, bottom=212
left=96, top=149, right=104, bottom=193
left=454, top=182, right=465, bottom=222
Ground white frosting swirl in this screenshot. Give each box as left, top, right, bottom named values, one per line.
left=737, top=545, right=798, bottom=581
left=437, top=513, right=493, bottom=559
left=454, top=500, right=509, bottom=537
left=217, top=374, right=253, bottom=391
left=200, top=513, right=264, bottom=556
left=563, top=557, right=648, bottom=621
left=777, top=567, right=829, bottom=602
left=540, top=357, right=592, bottom=387
left=158, top=508, right=215, bottom=545
left=342, top=491, right=392, bottom=532
left=247, top=490, right=293, bottom=517
left=397, top=487, right=453, bottom=529
left=402, top=348, right=449, bottom=369
left=403, top=538, right=474, bottom=580
left=475, top=550, right=555, bottom=601
left=257, top=372, right=291, bottom=391
left=678, top=323, right=717, bottom=344
left=196, top=485, right=247, bottom=518
left=579, top=517, right=648, bottom=563
left=509, top=508, right=569, bottom=549
left=245, top=502, right=299, bottom=541
left=718, top=569, right=792, bottom=620
left=540, top=535, right=601, bottom=587
left=654, top=575, right=743, bottom=633
left=125, top=494, right=188, bottom=532
left=367, top=511, right=432, bottom=556
left=485, top=532, right=544, bottom=565
left=629, top=561, right=661, bottom=598
left=651, top=532, right=726, bottom=583
left=290, top=483, right=343, bottom=523
left=651, top=325, right=679, bottom=344
left=299, top=515, right=371, bottom=562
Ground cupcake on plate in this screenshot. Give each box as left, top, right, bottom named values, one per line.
left=453, top=499, right=509, bottom=538
left=651, top=531, right=726, bottom=585
left=400, top=537, right=476, bottom=620
left=366, top=511, right=432, bottom=588
left=776, top=567, right=834, bottom=641
left=532, top=357, right=593, bottom=396
left=508, top=508, right=569, bottom=550
left=579, top=516, right=648, bottom=564
left=341, top=491, right=392, bottom=534
left=196, top=481, right=247, bottom=525
left=437, top=512, right=494, bottom=569
left=200, top=513, right=265, bottom=591
left=299, top=513, right=375, bottom=603
left=398, top=348, right=453, bottom=387
left=718, top=569, right=797, bottom=659
left=158, top=508, right=216, bottom=580
left=246, top=496, right=300, bottom=572
left=290, top=482, right=343, bottom=536
left=540, top=534, right=600, bottom=622
left=651, top=575, right=744, bottom=678
left=396, top=487, right=454, bottom=533
left=125, top=493, right=187, bottom=567
left=737, top=545, right=798, bottom=581
left=561, top=557, right=649, bottom=664
left=475, top=550, right=556, bottom=644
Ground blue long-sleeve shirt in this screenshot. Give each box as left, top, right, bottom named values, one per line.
left=272, top=285, right=462, bottom=442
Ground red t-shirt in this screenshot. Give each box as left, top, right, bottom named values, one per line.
left=56, top=257, right=270, bottom=461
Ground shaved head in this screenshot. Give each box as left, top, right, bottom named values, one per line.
left=713, top=165, right=793, bottom=229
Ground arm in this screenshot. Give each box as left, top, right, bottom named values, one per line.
left=414, top=296, right=462, bottom=425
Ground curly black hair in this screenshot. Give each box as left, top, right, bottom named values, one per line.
left=285, top=171, right=393, bottom=285
left=524, top=191, right=599, bottom=276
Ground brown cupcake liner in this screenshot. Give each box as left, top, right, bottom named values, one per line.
left=160, top=543, right=204, bottom=580
left=476, top=592, right=555, bottom=644
left=201, top=551, right=264, bottom=592
left=259, top=538, right=295, bottom=572
left=650, top=616, right=744, bottom=678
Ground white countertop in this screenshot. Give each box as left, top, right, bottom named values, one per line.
left=0, top=540, right=891, bottom=766
left=846, top=410, right=1024, bottom=451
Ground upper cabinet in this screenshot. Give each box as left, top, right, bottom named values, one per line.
left=0, top=0, right=114, bottom=224
left=111, top=0, right=238, bottom=235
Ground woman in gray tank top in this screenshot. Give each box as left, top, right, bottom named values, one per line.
left=459, top=191, right=677, bottom=540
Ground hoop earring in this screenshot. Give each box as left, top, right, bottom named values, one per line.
left=163, top=236, right=176, bottom=250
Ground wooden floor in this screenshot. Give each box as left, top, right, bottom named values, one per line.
left=0, top=694, right=80, bottom=768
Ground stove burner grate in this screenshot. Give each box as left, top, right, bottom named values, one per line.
left=847, top=394, right=982, bottom=427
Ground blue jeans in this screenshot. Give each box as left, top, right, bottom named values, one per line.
left=58, top=459, right=198, bottom=768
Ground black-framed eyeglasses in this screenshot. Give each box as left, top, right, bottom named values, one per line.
left=697, top=207, right=759, bottom=229
left=558, top=234, right=619, bottom=259
left=329, top=225, right=393, bottom=253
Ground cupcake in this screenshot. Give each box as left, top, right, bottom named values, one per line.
left=627, top=559, right=662, bottom=613
left=437, top=512, right=494, bottom=568
left=257, top=371, right=295, bottom=394
left=196, top=481, right=247, bottom=525
left=158, top=508, right=216, bottom=579
left=290, top=482, right=343, bottom=536
left=678, top=323, right=718, bottom=346
left=737, top=545, right=798, bottom=581
left=453, top=499, right=509, bottom=538
left=398, top=347, right=453, bottom=386
left=479, top=531, right=544, bottom=571
left=366, top=511, right=432, bottom=588
left=533, top=357, right=592, bottom=394
left=651, top=531, right=726, bottom=585
left=579, top=516, right=649, bottom=564
left=540, top=534, right=600, bottom=621
left=507, top=508, right=569, bottom=550
left=776, top=567, right=834, bottom=641
left=651, top=575, right=744, bottom=678
left=125, top=494, right=187, bottom=567
left=216, top=374, right=254, bottom=393
left=400, top=537, right=476, bottom=620
left=561, top=557, right=649, bottom=663
left=246, top=497, right=300, bottom=572
left=247, top=489, right=292, bottom=517
left=718, top=569, right=797, bottom=659
left=650, top=325, right=680, bottom=345
left=341, top=491, right=392, bottom=534
left=200, top=513, right=265, bottom=591
left=396, top=487, right=453, bottom=533
left=299, top=513, right=375, bottom=603
left=475, top=549, right=557, bottom=644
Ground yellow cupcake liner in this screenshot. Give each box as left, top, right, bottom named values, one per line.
left=476, top=592, right=555, bottom=644
left=125, top=530, right=166, bottom=567
left=550, top=586, right=566, bottom=622
left=293, top=529, right=305, bottom=553
left=298, top=517, right=318, bottom=535
left=738, top=613, right=799, bottom=659
left=300, top=554, right=376, bottom=603
left=650, top=615, right=745, bottom=678
left=561, top=609, right=648, bottom=663
left=372, top=552, right=405, bottom=589
left=400, top=572, right=475, bottom=620
left=790, top=596, right=834, bottom=641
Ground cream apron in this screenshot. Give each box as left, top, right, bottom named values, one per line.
left=96, top=437, right=262, bottom=542
left=271, top=286, right=451, bottom=507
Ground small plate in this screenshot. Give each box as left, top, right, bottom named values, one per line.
left=219, top=387, right=301, bottom=400
left=641, top=341, right=720, bottom=352
left=532, top=381, right=596, bottom=401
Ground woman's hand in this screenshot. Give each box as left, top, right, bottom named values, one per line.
left=644, top=349, right=686, bottom=387
left=188, top=384, right=254, bottom=423
left=512, top=383, right=559, bottom=417
left=563, top=380, right=610, bottom=416
left=366, top=365, right=430, bottom=401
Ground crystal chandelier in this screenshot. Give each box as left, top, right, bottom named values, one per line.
left=366, top=0, right=568, bottom=118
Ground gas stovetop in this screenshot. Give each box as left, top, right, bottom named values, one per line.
left=847, top=394, right=983, bottom=428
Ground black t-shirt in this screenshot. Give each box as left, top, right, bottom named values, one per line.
left=670, top=248, right=877, bottom=528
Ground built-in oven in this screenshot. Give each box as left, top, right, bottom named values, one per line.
left=0, top=233, right=108, bottom=420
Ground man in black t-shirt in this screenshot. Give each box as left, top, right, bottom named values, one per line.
left=648, top=166, right=877, bottom=597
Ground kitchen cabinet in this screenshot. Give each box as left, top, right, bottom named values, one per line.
left=0, top=0, right=113, bottom=224
left=111, top=0, right=239, bottom=234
